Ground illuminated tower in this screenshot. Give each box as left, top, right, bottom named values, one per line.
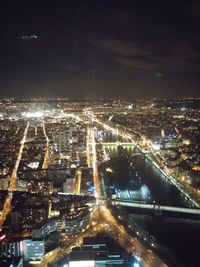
left=161, top=129, right=165, bottom=138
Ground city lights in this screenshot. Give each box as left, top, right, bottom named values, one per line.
left=22, top=111, right=44, bottom=118
left=0, top=99, right=199, bottom=267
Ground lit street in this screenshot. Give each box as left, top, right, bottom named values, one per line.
left=0, top=121, right=30, bottom=229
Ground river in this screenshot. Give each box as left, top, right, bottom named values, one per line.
left=100, top=146, right=200, bottom=267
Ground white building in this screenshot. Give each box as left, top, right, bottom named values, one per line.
left=20, top=239, right=45, bottom=261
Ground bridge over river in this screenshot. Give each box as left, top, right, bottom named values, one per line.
left=96, top=197, right=200, bottom=217
left=111, top=199, right=200, bottom=215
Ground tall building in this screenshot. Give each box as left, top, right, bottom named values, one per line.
left=68, top=235, right=126, bottom=266
left=0, top=241, right=21, bottom=257
left=20, top=239, right=45, bottom=261
left=32, top=218, right=61, bottom=238
left=161, top=129, right=165, bottom=138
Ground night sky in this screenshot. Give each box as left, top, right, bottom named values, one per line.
left=0, top=0, right=200, bottom=99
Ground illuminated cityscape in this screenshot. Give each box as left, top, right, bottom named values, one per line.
left=0, top=98, right=199, bottom=267
left=0, top=1, right=200, bottom=266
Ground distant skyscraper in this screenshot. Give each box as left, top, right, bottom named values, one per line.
left=161, top=129, right=165, bottom=138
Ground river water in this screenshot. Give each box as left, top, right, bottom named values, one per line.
left=101, top=146, right=200, bottom=267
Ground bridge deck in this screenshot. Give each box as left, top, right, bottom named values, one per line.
left=102, top=142, right=134, bottom=146
left=111, top=200, right=200, bottom=215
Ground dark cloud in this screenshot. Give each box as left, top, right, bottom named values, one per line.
left=86, top=36, right=200, bottom=72
left=0, top=0, right=200, bottom=98
left=58, top=65, right=81, bottom=72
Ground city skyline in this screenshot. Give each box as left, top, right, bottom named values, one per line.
left=0, top=99, right=200, bottom=267
left=0, top=1, right=200, bottom=266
